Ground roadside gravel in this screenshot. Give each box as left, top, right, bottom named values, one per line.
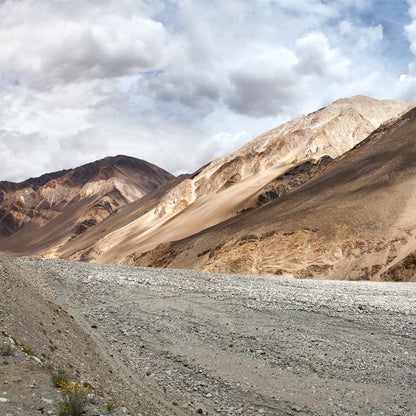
left=13, top=257, right=416, bottom=415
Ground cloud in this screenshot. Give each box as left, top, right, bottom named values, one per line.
left=0, top=0, right=168, bottom=89
left=295, top=31, right=352, bottom=78
left=224, top=47, right=299, bottom=117
left=0, top=0, right=415, bottom=182
left=0, top=130, right=51, bottom=181
left=146, top=65, right=222, bottom=112
left=143, top=0, right=388, bottom=119
left=406, top=0, right=416, bottom=58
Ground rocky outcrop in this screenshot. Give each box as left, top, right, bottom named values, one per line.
left=154, top=96, right=412, bottom=218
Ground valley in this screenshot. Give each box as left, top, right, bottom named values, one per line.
left=1, top=253, right=415, bottom=415
left=2, top=96, right=416, bottom=283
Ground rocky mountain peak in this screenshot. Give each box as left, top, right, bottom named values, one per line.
left=66, top=95, right=415, bottom=265
left=0, top=155, right=174, bottom=248
left=2, top=95, right=415, bottom=273
left=153, top=96, right=414, bottom=221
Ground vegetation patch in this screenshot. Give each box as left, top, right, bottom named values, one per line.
left=57, top=381, right=91, bottom=416
left=1, top=331, right=36, bottom=357
left=106, top=401, right=119, bottom=412
left=49, top=366, right=71, bottom=387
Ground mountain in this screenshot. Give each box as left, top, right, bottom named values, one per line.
left=60, top=96, right=414, bottom=266
left=0, top=155, right=174, bottom=257
left=2, top=95, right=415, bottom=282
left=132, top=105, right=416, bottom=281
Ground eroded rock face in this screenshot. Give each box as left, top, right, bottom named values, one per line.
left=156, top=95, right=412, bottom=214
left=131, top=105, right=416, bottom=281
left=78, top=95, right=415, bottom=264
left=0, top=155, right=174, bottom=257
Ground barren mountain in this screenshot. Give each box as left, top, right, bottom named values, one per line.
left=62, top=96, right=414, bottom=265
left=0, top=155, right=174, bottom=257
left=132, top=105, right=416, bottom=281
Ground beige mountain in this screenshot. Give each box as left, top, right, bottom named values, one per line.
left=132, top=105, right=416, bottom=281
left=0, top=155, right=174, bottom=257
left=62, top=96, right=414, bottom=266
left=2, top=95, right=415, bottom=282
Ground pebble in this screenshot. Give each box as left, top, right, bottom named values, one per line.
left=41, top=397, right=53, bottom=404
left=13, top=255, right=416, bottom=416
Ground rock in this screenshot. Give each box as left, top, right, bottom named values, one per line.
left=41, top=397, right=53, bottom=404
left=30, top=356, right=43, bottom=366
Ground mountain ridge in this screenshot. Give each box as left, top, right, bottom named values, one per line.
left=70, top=95, right=414, bottom=265
left=131, top=105, right=416, bottom=281
left=0, top=155, right=175, bottom=254
left=2, top=95, right=416, bottom=282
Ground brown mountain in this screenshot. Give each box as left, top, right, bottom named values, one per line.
left=132, top=105, right=416, bottom=281
left=59, top=96, right=414, bottom=266
left=0, top=155, right=174, bottom=257
left=2, top=95, right=415, bottom=282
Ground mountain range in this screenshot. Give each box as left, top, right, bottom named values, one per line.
left=1, top=95, right=416, bottom=281
left=0, top=155, right=174, bottom=257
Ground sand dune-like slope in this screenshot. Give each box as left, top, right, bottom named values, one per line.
left=132, top=106, right=416, bottom=281
left=65, top=96, right=414, bottom=265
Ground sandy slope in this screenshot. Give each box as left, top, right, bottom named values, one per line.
left=131, top=104, right=416, bottom=281
left=63, top=96, right=415, bottom=265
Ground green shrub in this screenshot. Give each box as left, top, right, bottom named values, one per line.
left=106, top=401, right=119, bottom=412
left=21, top=345, right=35, bottom=356
left=57, top=381, right=90, bottom=416
left=50, top=366, right=70, bottom=387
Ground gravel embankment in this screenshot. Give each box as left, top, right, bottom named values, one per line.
left=13, top=257, right=416, bottom=416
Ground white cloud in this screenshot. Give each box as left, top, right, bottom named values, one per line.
left=0, top=130, right=51, bottom=180
left=396, top=1, right=416, bottom=98
left=406, top=0, right=416, bottom=60
left=0, top=0, right=167, bottom=89
left=339, top=21, right=383, bottom=50
left=295, top=32, right=351, bottom=79
left=0, top=0, right=415, bottom=182
left=225, top=47, right=300, bottom=117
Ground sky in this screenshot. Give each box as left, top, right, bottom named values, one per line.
left=1, top=0, right=416, bottom=181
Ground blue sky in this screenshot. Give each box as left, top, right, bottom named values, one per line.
left=358, top=0, right=411, bottom=67
left=1, top=0, right=416, bottom=181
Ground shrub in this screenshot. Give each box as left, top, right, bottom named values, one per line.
left=0, top=333, right=33, bottom=357
left=50, top=366, right=70, bottom=387
left=21, top=345, right=35, bottom=356
left=57, top=381, right=91, bottom=416
left=106, top=401, right=119, bottom=412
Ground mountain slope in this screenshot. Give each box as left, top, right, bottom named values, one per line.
left=132, top=106, right=416, bottom=281
left=0, top=155, right=174, bottom=257
left=65, top=96, right=415, bottom=264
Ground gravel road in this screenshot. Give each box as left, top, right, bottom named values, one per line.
left=14, top=257, right=416, bottom=416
